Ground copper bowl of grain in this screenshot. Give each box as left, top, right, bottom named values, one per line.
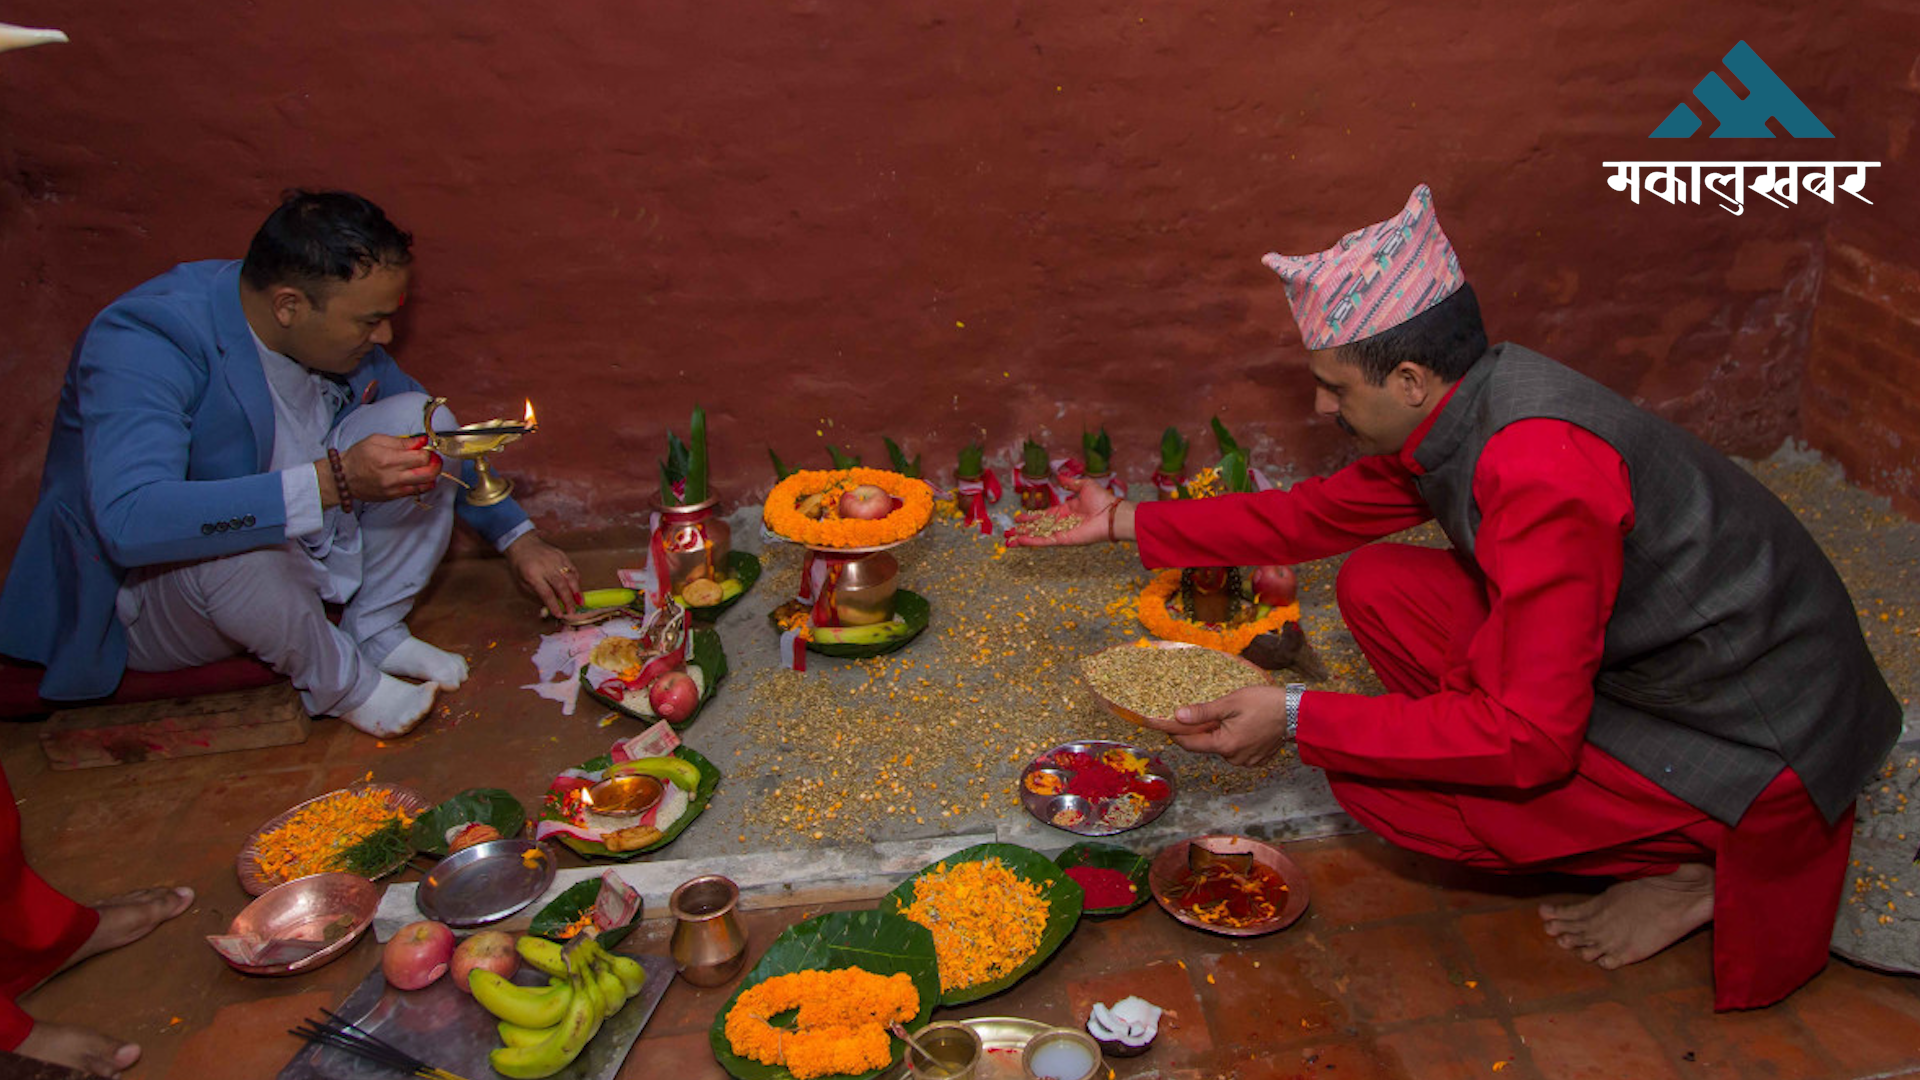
left=1080, top=640, right=1271, bottom=727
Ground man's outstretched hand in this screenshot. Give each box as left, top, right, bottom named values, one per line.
left=338, top=434, right=443, bottom=501
left=504, top=533, right=581, bottom=618
left=1136, top=685, right=1293, bottom=766
left=1005, top=479, right=1124, bottom=548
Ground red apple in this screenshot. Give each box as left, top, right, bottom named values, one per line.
left=1250, top=564, right=1298, bottom=607
left=837, top=484, right=894, bottom=520
left=450, top=930, right=519, bottom=993
left=383, top=920, right=455, bottom=990
left=649, top=670, right=700, bottom=722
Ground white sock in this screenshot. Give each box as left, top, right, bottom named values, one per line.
left=378, top=637, right=469, bottom=691
left=341, top=674, right=437, bottom=737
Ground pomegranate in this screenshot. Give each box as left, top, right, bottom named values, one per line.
left=383, top=920, right=455, bottom=990
left=837, top=484, right=894, bottom=520
left=450, top=930, right=519, bottom=993
left=649, top=670, right=700, bottom=722
left=1250, top=564, right=1298, bottom=607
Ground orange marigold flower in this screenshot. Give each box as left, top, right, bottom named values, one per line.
left=1136, top=570, right=1300, bottom=654
left=764, top=468, right=934, bottom=548
left=723, top=967, right=920, bottom=1080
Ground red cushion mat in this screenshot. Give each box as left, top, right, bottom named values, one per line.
left=0, top=657, right=283, bottom=719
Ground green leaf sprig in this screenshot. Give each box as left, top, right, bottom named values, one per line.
left=1159, top=427, right=1189, bottom=473
left=1021, top=437, right=1050, bottom=479
left=1081, top=429, right=1113, bottom=475
left=957, top=441, right=984, bottom=480
left=883, top=437, right=922, bottom=478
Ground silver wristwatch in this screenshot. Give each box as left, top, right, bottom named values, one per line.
left=1285, top=683, right=1306, bottom=741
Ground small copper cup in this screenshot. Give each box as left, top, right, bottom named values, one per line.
left=668, top=874, right=748, bottom=987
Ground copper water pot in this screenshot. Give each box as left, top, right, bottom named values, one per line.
left=656, top=497, right=734, bottom=594
left=832, top=552, right=899, bottom=626
left=668, top=874, right=748, bottom=987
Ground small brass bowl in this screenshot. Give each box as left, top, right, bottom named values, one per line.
left=586, top=775, right=664, bottom=819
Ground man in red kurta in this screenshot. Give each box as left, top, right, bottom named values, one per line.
left=1011, top=185, right=1901, bottom=1010
left=1, top=760, right=193, bottom=1077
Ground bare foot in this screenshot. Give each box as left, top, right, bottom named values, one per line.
left=55, top=886, right=195, bottom=975
left=1538, top=863, right=1714, bottom=970
left=15, top=1021, right=140, bottom=1078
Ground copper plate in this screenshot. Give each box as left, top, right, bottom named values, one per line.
left=1018, top=740, right=1175, bottom=837
left=1149, top=834, right=1310, bottom=937
left=236, top=783, right=433, bottom=897
left=1082, top=640, right=1271, bottom=728
left=217, top=871, right=378, bottom=976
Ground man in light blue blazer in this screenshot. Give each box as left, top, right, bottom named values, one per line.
left=0, top=191, right=579, bottom=735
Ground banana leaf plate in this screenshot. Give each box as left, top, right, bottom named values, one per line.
left=1054, top=842, right=1153, bottom=917
left=882, top=841, right=1084, bottom=1006
left=408, top=787, right=528, bottom=856
left=708, top=910, right=940, bottom=1080
left=677, top=550, right=762, bottom=620
left=578, top=627, right=729, bottom=728
left=767, top=589, right=932, bottom=659
left=539, top=747, right=720, bottom=861
left=529, top=878, right=643, bottom=951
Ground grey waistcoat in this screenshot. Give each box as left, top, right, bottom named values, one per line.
left=1411, top=344, right=1900, bottom=825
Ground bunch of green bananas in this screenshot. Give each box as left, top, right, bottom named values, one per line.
left=467, top=935, right=647, bottom=1079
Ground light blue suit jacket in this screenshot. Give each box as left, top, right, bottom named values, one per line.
left=0, top=260, right=530, bottom=700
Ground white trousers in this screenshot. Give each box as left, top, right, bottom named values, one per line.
left=118, top=393, right=455, bottom=716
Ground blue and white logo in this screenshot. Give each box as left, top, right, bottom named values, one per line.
left=1651, top=40, right=1833, bottom=139
left=1603, top=40, right=1874, bottom=214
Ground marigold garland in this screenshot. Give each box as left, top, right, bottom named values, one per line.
left=723, top=967, right=920, bottom=1080
left=763, top=467, right=934, bottom=548
left=1136, top=569, right=1300, bottom=654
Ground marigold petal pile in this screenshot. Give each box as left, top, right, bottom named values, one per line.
left=899, top=857, right=1048, bottom=992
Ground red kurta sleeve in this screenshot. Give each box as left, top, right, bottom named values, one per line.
left=1132, top=453, right=1433, bottom=569
left=1296, top=419, right=1635, bottom=789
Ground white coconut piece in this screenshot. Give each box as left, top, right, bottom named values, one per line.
left=0, top=23, right=68, bottom=53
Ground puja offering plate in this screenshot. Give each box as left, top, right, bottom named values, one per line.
left=406, top=787, right=526, bottom=856
left=237, top=783, right=433, bottom=897
left=413, top=838, right=557, bottom=927
left=529, top=878, right=644, bottom=951
left=769, top=588, right=932, bottom=658
left=1081, top=639, right=1271, bottom=728
left=709, top=910, right=941, bottom=1080
left=1148, top=834, right=1310, bottom=937
left=678, top=550, right=762, bottom=617
left=579, top=626, right=729, bottom=727
left=883, top=842, right=1084, bottom=1006
left=878, top=1016, right=1054, bottom=1080
left=538, top=747, right=721, bottom=860
left=1020, top=740, right=1175, bottom=836
left=1054, top=842, right=1152, bottom=917
left=276, top=951, right=674, bottom=1080
left=212, top=872, right=377, bottom=977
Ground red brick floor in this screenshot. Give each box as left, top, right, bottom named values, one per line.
left=3, top=548, right=1917, bottom=1080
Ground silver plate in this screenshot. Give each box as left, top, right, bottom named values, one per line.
left=1018, top=740, right=1176, bottom=837
left=277, top=953, right=675, bottom=1080
left=414, top=839, right=557, bottom=927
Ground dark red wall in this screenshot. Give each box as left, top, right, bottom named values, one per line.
left=1803, top=1, right=1920, bottom=519
left=0, top=1, right=1904, bottom=565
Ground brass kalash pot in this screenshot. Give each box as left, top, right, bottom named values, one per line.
left=830, top=551, right=898, bottom=626
left=654, top=495, right=734, bottom=598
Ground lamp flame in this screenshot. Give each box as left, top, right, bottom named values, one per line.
left=524, top=399, right=538, bottom=431
left=579, top=787, right=594, bottom=807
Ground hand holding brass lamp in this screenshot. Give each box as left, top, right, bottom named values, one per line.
left=422, top=397, right=537, bottom=507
